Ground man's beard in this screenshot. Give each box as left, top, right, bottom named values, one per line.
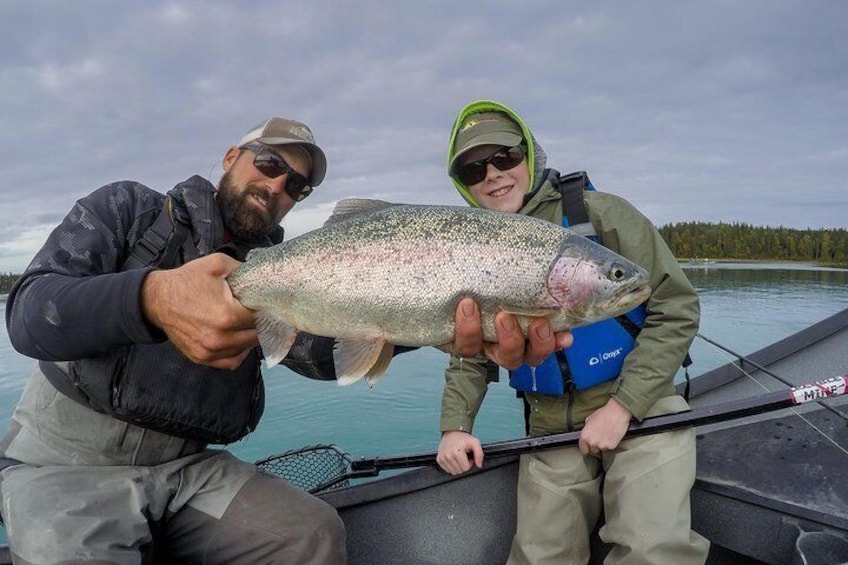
left=217, top=171, right=280, bottom=243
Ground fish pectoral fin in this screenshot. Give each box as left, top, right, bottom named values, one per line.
left=499, top=306, right=556, bottom=318
left=254, top=311, right=299, bottom=367
left=364, top=342, right=396, bottom=388
left=324, top=198, right=396, bottom=226
left=334, top=337, right=393, bottom=386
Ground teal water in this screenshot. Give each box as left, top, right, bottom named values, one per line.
left=0, top=263, right=847, bottom=539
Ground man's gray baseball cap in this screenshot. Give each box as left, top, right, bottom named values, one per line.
left=239, top=117, right=327, bottom=186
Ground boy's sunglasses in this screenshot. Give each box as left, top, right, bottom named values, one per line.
left=239, top=142, right=313, bottom=201
left=453, top=145, right=525, bottom=186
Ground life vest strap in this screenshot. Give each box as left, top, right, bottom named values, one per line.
left=122, top=196, right=191, bottom=271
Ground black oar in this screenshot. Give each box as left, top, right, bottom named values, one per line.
left=349, top=375, right=847, bottom=477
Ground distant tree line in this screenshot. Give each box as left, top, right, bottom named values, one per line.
left=1, top=273, right=20, bottom=294
left=658, top=222, right=848, bottom=266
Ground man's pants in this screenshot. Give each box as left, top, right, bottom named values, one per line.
left=0, top=368, right=346, bottom=564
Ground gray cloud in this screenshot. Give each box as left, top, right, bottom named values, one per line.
left=1, top=0, right=846, bottom=271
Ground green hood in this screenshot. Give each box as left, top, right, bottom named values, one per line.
left=447, top=100, right=548, bottom=207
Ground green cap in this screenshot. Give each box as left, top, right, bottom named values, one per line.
left=449, top=112, right=523, bottom=175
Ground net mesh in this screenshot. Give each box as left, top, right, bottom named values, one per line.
left=256, top=444, right=352, bottom=494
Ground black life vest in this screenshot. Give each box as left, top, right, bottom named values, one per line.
left=43, top=178, right=266, bottom=444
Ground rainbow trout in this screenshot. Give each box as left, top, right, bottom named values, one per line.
left=227, top=199, right=651, bottom=385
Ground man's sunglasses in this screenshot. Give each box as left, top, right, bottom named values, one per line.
left=453, top=145, right=526, bottom=186
left=239, top=142, right=313, bottom=202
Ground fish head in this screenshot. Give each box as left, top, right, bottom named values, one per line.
left=542, top=243, right=652, bottom=327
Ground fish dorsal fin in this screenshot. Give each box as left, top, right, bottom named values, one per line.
left=324, top=198, right=396, bottom=227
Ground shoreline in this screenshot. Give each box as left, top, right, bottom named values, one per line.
left=678, top=258, right=847, bottom=268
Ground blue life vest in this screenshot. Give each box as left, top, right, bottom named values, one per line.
left=509, top=171, right=647, bottom=394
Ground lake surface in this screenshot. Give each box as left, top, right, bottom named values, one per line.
left=1, top=262, right=847, bottom=464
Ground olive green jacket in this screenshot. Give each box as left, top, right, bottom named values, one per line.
left=439, top=181, right=700, bottom=436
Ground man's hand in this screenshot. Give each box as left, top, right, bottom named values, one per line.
left=443, top=297, right=573, bottom=370
left=436, top=430, right=484, bottom=475
left=141, top=253, right=258, bottom=369
left=578, top=397, right=632, bottom=456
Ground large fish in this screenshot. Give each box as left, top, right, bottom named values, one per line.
left=228, top=199, right=651, bottom=385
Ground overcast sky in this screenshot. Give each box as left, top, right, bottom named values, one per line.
left=1, top=1, right=845, bottom=272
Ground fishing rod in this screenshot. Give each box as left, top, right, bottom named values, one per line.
left=348, top=375, right=848, bottom=477
left=697, top=332, right=848, bottom=423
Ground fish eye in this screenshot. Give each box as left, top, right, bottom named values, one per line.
left=609, top=264, right=627, bottom=282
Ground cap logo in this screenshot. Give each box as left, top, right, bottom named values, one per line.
left=289, top=124, right=314, bottom=144
left=460, top=118, right=482, bottom=133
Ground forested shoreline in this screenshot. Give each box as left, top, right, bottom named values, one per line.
left=658, top=222, right=847, bottom=266
left=1, top=273, right=19, bottom=295
left=1, top=223, right=845, bottom=295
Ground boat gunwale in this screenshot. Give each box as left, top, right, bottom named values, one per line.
left=680, top=308, right=848, bottom=399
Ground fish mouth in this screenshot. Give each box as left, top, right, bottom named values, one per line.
left=608, top=282, right=651, bottom=311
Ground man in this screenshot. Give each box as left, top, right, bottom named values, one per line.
left=0, top=116, right=568, bottom=564
left=436, top=101, right=710, bottom=565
